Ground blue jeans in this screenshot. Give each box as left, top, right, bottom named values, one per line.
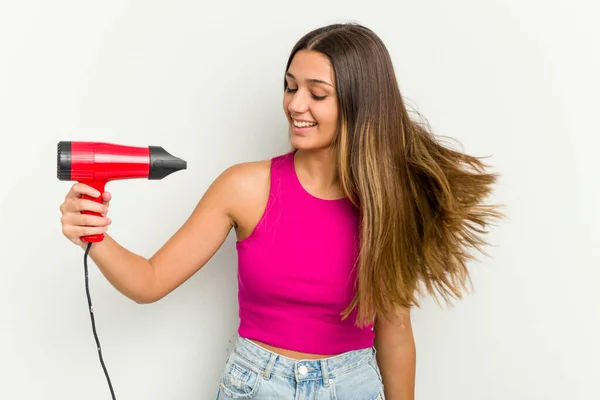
left=216, top=336, right=385, bottom=399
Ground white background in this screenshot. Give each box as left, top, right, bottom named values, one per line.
left=1, top=0, right=598, bottom=399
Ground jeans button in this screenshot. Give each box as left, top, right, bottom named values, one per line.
left=298, top=365, right=308, bottom=375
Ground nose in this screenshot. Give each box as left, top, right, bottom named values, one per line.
left=287, top=90, right=310, bottom=115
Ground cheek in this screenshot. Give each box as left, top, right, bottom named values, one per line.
left=315, top=105, right=337, bottom=128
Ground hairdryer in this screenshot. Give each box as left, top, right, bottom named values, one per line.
left=56, top=141, right=187, bottom=399
left=57, top=141, right=187, bottom=242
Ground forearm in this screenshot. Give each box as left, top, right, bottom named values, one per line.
left=376, top=340, right=416, bottom=400
left=86, top=233, right=157, bottom=303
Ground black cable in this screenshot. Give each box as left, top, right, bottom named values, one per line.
left=84, top=241, right=117, bottom=400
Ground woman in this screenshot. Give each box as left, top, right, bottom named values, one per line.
left=59, top=23, right=501, bottom=399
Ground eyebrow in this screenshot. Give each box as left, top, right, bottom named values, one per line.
left=286, top=72, right=333, bottom=87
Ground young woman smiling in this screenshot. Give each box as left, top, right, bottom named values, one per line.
left=59, top=23, right=501, bottom=400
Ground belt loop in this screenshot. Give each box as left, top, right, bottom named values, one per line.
left=263, top=353, right=277, bottom=380
left=320, top=360, right=330, bottom=387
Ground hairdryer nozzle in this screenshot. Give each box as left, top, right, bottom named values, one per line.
left=149, top=146, right=187, bottom=180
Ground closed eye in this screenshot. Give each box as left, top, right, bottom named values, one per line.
left=285, top=87, right=327, bottom=101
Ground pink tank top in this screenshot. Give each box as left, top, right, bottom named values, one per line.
left=236, top=151, right=374, bottom=355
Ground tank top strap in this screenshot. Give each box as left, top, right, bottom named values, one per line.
left=268, top=150, right=298, bottom=202
left=238, top=151, right=294, bottom=244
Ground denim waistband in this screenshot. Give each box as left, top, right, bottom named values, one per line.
left=230, top=336, right=376, bottom=382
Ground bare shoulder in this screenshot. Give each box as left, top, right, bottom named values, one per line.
left=218, top=159, right=271, bottom=237
left=221, top=159, right=271, bottom=193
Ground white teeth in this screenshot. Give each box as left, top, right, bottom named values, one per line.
left=293, top=120, right=317, bottom=128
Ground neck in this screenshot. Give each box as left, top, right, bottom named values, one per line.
left=293, top=147, right=342, bottom=198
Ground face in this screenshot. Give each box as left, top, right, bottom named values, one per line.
left=283, top=50, right=338, bottom=151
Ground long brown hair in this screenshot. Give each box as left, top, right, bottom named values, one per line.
left=284, top=23, right=503, bottom=327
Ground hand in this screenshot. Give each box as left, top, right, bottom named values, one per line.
left=60, top=183, right=112, bottom=249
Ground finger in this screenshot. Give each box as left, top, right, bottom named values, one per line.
left=102, top=191, right=111, bottom=203
left=67, top=183, right=102, bottom=199
left=69, top=198, right=108, bottom=215
left=62, top=211, right=109, bottom=228
left=61, top=212, right=108, bottom=229
left=79, top=225, right=108, bottom=238
left=75, top=213, right=111, bottom=227
left=63, top=224, right=108, bottom=240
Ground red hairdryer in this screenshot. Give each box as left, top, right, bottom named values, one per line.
left=57, top=141, right=187, bottom=242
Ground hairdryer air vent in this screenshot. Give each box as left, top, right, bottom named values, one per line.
left=57, top=141, right=72, bottom=181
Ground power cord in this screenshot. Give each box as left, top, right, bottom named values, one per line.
left=84, top=241, right=117, bottom=400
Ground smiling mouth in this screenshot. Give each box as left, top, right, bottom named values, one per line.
left=293, top=120, right=318, bottom=128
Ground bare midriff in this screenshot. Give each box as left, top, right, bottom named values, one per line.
left=249, top=339, right=340, bottom=360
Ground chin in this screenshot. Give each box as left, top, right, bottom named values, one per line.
left=290, top=137, right=330, bottom=153
left=288, top=124, right=335, bottom=151
left=289, top=136, right=310, bottom=150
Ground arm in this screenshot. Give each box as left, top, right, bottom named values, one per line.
left=374, top=307, right=416, bottom=400
left=83, top=164, right=245, bottom=303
